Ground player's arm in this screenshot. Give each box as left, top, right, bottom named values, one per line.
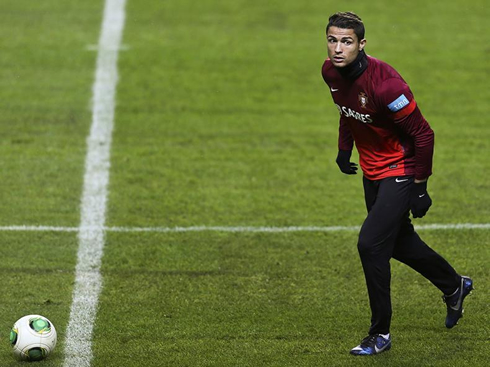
left=395, top=107, right=434, bottom=181
left=321, top=60, right=358, bottom=175
left=336, top=117, right=358, bottom=174
left=381, top=78, right=433, bottom=217
left=381, top=80, right=434, bottom=179
left=396, top=107, right=433, bottom=217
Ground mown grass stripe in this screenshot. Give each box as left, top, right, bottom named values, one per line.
left=1, top=223, right=489, bottom=233
left=62, top=1, right=127, bottom=366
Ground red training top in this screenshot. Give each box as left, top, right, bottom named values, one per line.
left=322, top=55, right=434, bottom=180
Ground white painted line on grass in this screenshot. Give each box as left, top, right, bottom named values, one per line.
left=108, top=223, right=490, bottom=232
left=1, top=223, right=489, bottom=234
left=109, top=225, right=363, bottom=233
left=85, top=44, right=130, bottom=52
left=63, top=1, right=126, bottom=367
left=0, top=225, right=79, bottom=232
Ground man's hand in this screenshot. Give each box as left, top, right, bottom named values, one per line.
left=410, top=180, right=432, bottom=218
left=336, top=150, right=358, bottom=175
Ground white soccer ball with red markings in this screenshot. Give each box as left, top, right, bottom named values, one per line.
left=10, top=315, right=57, bottom=361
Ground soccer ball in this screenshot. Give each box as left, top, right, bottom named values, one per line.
left=10, top=315, right=57, bottom=361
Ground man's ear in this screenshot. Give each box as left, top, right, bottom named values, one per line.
left=359, top=39, right=367, bottom=52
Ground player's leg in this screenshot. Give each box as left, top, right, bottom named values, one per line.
left=392, top=218, right=473, bottom=328
left=351, top=176, right=412, bottom=355
left=356, top=177, right=411, bottom=335
left=393, top=218, right=460, bottom=294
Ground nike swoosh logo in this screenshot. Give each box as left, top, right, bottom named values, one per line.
left=331, top=88, right=339, bottom=92
left=419, top=194, right=426, bottom=198
left=395, top=178, right=408, bottom=183
left=450, top=299, right=462, bottom=311
left=449, top=279, right=464, bottom=311
left=374, top=341, right=389, bottom=353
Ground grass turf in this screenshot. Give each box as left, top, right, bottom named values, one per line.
left=93, top=230, right=488, bottom=366
left=0, top=0, right=489, bottom=366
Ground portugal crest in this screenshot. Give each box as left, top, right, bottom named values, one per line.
left=358, top=91, right=368, bottom=108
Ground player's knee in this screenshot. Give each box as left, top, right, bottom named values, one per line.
left=357, top=232, right=385, bottom=257
left=357, top=237, right=374, bottom=256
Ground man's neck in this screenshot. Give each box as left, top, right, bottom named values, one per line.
left=336, top=50, right=368, bottom=80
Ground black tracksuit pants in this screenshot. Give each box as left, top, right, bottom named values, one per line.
left=359, top=176, right=461, bottom=335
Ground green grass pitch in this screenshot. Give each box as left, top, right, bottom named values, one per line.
left=0, top=0, right=489, bottom=366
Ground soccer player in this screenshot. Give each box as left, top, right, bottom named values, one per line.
left=321, top=12, right=474, bottom=355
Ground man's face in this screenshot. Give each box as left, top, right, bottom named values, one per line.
left=327, top=26, right=366, bottom=68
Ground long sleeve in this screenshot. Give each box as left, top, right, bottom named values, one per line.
left=338, top=117, right=354, bottom=151
left=395, top=106, right=434, bottom=180
left=378, top=78, right=434, bottom=180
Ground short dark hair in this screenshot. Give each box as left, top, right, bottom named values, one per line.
left=326, top=12, right=365, bottom=41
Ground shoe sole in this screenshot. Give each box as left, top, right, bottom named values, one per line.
left=350, top=343, right=392, bottom=356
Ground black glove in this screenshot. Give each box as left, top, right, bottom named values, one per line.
left=336, top=150, right=358, bottom=175
left=410, top=181, right=432, bottom=218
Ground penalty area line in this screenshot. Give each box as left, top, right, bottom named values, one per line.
left=0, top=223, right=489, bottom=233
